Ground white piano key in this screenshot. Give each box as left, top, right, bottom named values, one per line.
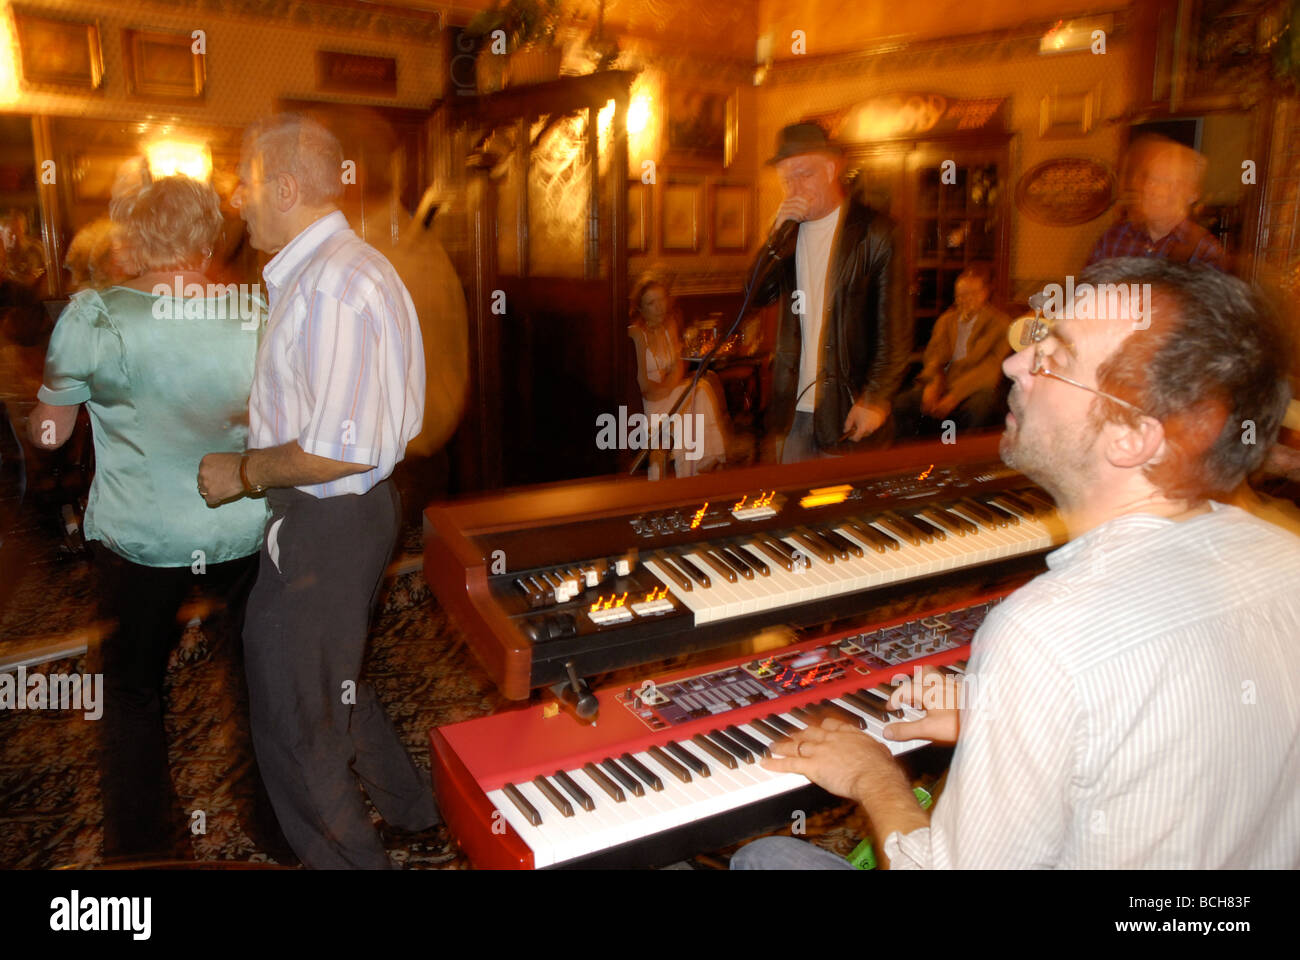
left=567, top=767, right=637, bottom=846
left=633, top=749, right=732, bottom=823
left=680, top=551, right=753, bottom=620
left=828, top=696, right=931, bottom=756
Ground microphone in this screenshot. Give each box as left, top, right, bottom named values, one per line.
left=765, top=216, right=799, bottom=258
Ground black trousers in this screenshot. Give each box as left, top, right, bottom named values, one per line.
left=243, top=480, right=437, bottom=869
left=92, top=543, right=278, bottom=859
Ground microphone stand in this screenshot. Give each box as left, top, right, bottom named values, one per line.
left=629, top=227, right=792, bottom=475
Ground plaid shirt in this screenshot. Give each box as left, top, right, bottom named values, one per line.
left=1086, top=217, right=1226, bottom=271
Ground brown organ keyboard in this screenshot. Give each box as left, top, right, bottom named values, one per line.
left=423, top=435, right=1066, bottom=701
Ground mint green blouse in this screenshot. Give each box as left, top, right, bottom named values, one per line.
left=38, top=286, right=269, bottom=567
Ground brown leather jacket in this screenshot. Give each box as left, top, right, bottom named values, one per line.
left=752, top=198, right=912, bottom=452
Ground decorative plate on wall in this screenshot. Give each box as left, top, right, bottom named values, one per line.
left=1015, top=157, right=1115, bottom=226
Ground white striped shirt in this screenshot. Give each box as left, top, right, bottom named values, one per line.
left=885, top=502, right=1300, bottom=868
left=249, top=210, right=424, bottom=498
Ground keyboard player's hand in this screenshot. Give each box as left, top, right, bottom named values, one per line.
left=762, top=717, right=903, bottom=803
left=883, top=666, right=961, bottom=745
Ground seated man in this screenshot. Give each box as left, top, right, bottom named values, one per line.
left=1087, top=135, right=1226, bottom=271
left=733, top=258, right=1300, bottom=869
left=895, top=265, right=1010, bottom=436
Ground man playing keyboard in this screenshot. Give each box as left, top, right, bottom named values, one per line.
left=732, top=258, right=1300, bottom=869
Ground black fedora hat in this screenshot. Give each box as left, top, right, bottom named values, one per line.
left=766, top=121, right=844, bottom=165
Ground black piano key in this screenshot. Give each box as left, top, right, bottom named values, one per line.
left=700, top=550, right=739, bottom=584
left=980, top=499, right=1020, bottom=526
left=665, top=740, right=711, bottom=777
left=762, top=536, right=797, bottom=561
left=987, top=494, right=1033, bottom=520
left=791, top=531, right=835, bottom=563
left=842, top=690, right=890, bottom=722
left=735, top=543, right=771, bottom=577
left=726, top=724, right=770, bottom=759
left=818, top=699, right=867, bottom=730
left=885, top=512, right=932, bottom=543
left=804, top=528, right=849, bottom=560
left=752, top=538, right=796, bottom=571
left=907, top=513, right=947, bottom=541
left=691, top=733, right=739, bottom=769
left=921, top=507, right=970, bottom=536
left=820, top=527, right=864, bottom=558
left=708, top=729, right=754, bottom=764
left=673, top=553, right=711, bottom=588
left=937, top=505, right=980, bottom=534
left=721, top=547, right=756, bottom=579
left=765, top=714, right=799, bottom=736
left=647, top=745, right=692, bottom=783
left=502, top=782, right=543, bottom=826
left=866, top=686, right=905, bottom=719
left=600, top=757, right=642, bottom=798
left=653, top=554, right=692, bottom=591
left=553, top=769, right=595, bottom=812
left=746, top=717, right=787, bottom=745
left=583, top=762, right=625, bottom=803
left=875, top=514, right=921, bottom=546
left=846, top=519, right=898, bottom=551
left=956, top=497, right=1001, bottom=527
left=789, top=706, right=817, bottom=726
left=532, top=775, right=574, bottom=817
left=1014, top=489, right=1053, bottom=515
left=1020, top=488, right=1056, bottom=513
left=616, top=753, right=661, bottom=792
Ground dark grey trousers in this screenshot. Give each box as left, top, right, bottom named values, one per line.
left=243, top=479, right=437, bottom=869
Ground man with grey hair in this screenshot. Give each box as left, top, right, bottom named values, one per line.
left=1087, top=135, right=1226, bottom=270
left=198, top=113, right=437, bottom=868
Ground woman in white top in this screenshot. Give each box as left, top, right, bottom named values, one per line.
left=627, top=277, right=728, bottom=478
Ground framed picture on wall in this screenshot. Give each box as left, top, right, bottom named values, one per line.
left=316, top=51, right=398, bottom=97
left=71, top=152, right=144, bottom=203
left=627, top=182, right=648, bottom=252
left=711, top=183, right=750, bottom=252
left=1038, top=87, right=1097, bottom=139
left=123, top=29, right=206, bottom=99
left=12, top=8, right=103, bottom=89
left=665, top=86, right=730, bottom=164
left=661, top=180, right=701, bottom=253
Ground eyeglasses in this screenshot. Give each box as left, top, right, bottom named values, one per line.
left=1024, top=317, right=1150, bottom=418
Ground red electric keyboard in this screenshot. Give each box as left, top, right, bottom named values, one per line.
left=430, top=590, right=1009, bottom=869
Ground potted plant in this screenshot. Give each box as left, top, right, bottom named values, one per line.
left=466, top=0, right=563, bottom=90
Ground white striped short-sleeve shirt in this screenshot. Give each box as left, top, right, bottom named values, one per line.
left=249, top=210, right=425, bottom=498
left=885, top=503, right=1300, bottom=868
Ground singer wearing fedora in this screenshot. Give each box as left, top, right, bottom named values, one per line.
left=751, top=122, right=912, bottom=464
